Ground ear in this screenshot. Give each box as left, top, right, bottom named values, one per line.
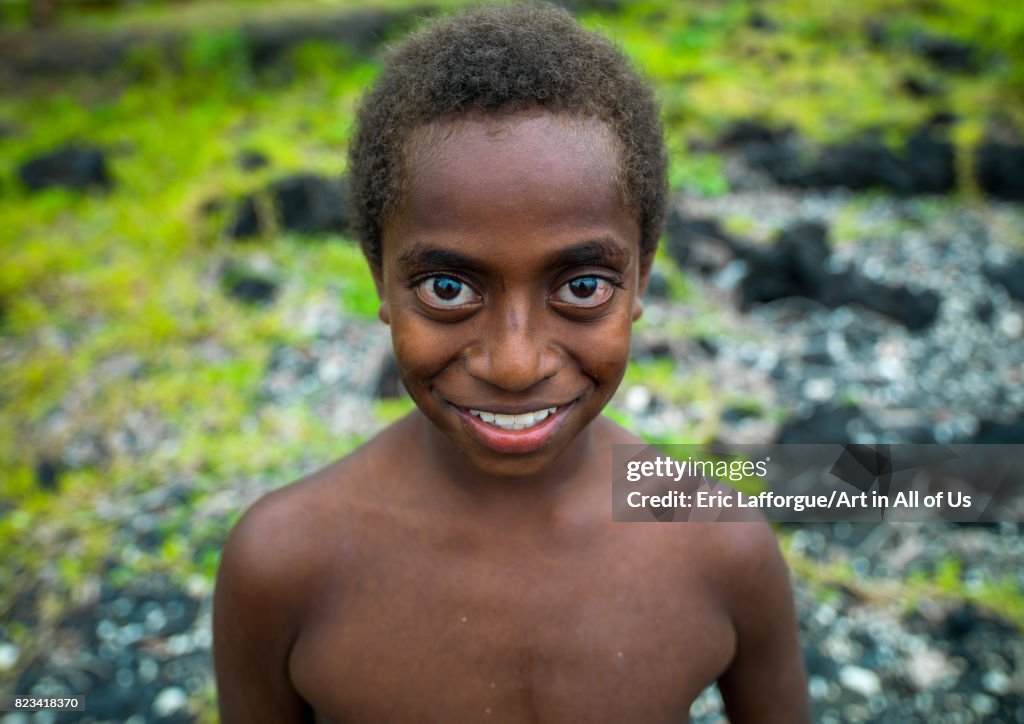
left=632, top=296, right=645, bottom=322
left=632, top=253, right=654, bottom=322
left=371, top=264, right=390, bottom=325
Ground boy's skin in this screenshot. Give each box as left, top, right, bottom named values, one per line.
left=213, top=113, right=809, bottom=723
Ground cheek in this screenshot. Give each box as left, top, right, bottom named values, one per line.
left=573, top=313, right=634, bottom=384
left=390, top=314, right=460, bottom=385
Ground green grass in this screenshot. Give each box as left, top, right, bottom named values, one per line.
left=1, top=0, right=479, bottom=32
left=585, top=0, right=1023, bottom=190
left=0, top=28, right=381, bottom=696
left=785, top=538, right=1024, bottom=629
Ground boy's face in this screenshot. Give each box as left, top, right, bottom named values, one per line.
left=376, top=112, right=648, bottom=478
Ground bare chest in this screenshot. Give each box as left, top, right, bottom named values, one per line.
left=290, top=527, right=736, bottom=723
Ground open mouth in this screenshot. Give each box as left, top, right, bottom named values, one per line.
left=467, top=406, right=558, bottom=431
left=453, top=401, right=575, bottom=455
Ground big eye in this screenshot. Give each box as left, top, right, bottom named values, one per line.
left=415, top=275, right=481, bottom=309
left=552, top=276, right=615, bottom=308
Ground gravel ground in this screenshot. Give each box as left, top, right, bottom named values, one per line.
left=694, top=552, right=1024, bottom=723
left=626, top=181, right=1024, bottom=446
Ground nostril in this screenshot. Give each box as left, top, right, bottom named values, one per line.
left=465, top=338, right=561, bottom=392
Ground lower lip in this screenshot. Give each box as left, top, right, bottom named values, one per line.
left=454, top=404, right=573, bottom=455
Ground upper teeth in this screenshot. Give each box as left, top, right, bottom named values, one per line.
left=469, top=407, right=557, bottom=430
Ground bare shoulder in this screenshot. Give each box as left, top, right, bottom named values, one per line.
left=705, top=518, right=790, bottom=602
left=213, top=420, right=415, bottom=721
left=218, top=471, right=333, bottom=609
left=222, top=411, right=421, bottom=577
left=214, top=445, right=368, bottom=648
left=707, top=520, right=810, bottom=722
left=218, top=413, right=422, bottom=597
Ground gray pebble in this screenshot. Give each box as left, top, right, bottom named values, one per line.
left=152, top=686, right=188, bottom=717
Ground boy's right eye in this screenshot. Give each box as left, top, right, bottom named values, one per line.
left=415, top=275, right=482, bottom=309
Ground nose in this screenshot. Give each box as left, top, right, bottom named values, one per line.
left=465, top=300, right=561, bottom=392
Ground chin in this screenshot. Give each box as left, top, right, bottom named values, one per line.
left=463, top=447, right=566, bottom=479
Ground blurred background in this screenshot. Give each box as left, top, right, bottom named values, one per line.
left=1, top=0, right=1022, bottom=721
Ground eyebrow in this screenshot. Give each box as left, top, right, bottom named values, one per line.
left=397, top=237, right=631, bottom=274
left=546, top=238, right=631, bottom=270
left=396, top=244, right=480, bottom=273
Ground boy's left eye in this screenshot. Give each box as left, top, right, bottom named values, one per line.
left=551, top=276, right=615, bottom=307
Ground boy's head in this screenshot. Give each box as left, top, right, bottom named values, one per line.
left=348, top=2, right=667, bottom=270
left=348, top=3, right=667, bottom=478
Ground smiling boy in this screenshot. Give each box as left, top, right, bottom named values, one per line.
left=213, top=4, right=808, bottom=722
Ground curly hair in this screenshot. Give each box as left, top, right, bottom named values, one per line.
left=348, top=2, right=667, bottom=268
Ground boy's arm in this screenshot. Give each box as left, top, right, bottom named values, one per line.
left=213, top=496, right=314, bottom=723
left=716, top=522, right=809, bottom=723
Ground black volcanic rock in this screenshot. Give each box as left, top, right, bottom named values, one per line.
left=229, top=174, right=350, bottom=238
left=911, top=33, right=981, bottom=74
left=19, top=144, right=113, bottom=192
left=726, top=121, right=955, bottom=195
left=245, top=9, right=408, bottom=68
left=983, top=256, right=1024, bottom=303
left=237, top=149, right=269, bottom=171
left=224, top=275, right=278, bottom=305
left=220, top=261, right=279, bottom=305
left=902, top=127, right=957, bottom=194
left=35, top=457, right=64, bottom=491
left=738, top=221, right=832, bottom=306
left=718, top=120, right=791, bottom=148
left=823, top=276, right=941, bottom=332
left=747, top=10, right=777, bottom=32
left=901, top=75, right=941, bottom=98
left=736, top=221, right=940, bottom=330
left=663, top=211, right=739, bottom=275
left=807, top=129, right=955, bottom=195
left=776, top=404, right=863, bottom=443
left=976, top=140, right=1024, bottom=202
left=969, top=417, right=1024, bottom=444
left=811, top=135, right=912, bottom=192
left=975, top=299, right=995, bottom=324
left=738, top=134, right=808, bottom=187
